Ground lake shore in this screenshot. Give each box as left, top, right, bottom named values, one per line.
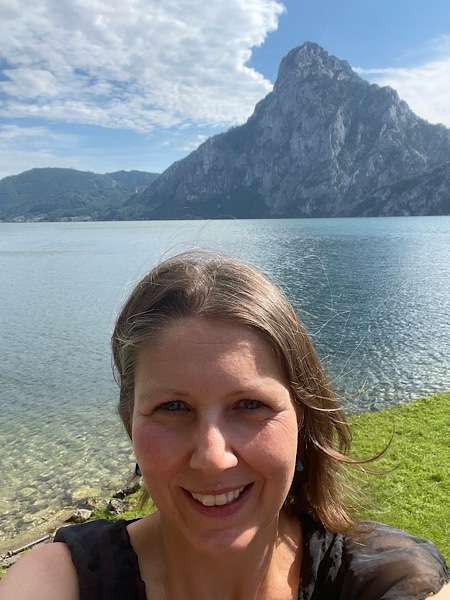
left=1, top=391, right=449, bottom=575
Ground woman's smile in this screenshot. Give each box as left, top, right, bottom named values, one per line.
left=182, top=482, right=254, bottom=517
left=187, top=483, right=250, bottom=504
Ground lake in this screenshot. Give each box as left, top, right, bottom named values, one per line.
left=1, top=216, right=449, bottom=539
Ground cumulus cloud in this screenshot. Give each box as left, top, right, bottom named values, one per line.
left=356, top=36, right=450, bottom=128
left=0, top=0, right=284, bottom=131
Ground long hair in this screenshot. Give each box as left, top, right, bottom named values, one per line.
left=112, top=250, right=355, bottom=532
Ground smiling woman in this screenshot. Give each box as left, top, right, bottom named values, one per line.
left=1, top=250, right=449, bottom=600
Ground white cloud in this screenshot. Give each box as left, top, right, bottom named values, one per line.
left=0, top=124, right=83, bottom=178
left=178, top=133, right=209, bottom=152
left=0, top=69, right=62, bottom=98
left=355, top=37, right=450, bottom=128
left=0, top=0, right=284, bottom=132
left=0, top=124, right=73, bottom=145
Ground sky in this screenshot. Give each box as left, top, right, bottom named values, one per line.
left=1, top=0, right=450, bottom=179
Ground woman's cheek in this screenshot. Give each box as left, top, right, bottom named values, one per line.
left=246, top=416, right=298, bottom=465
left=133, top=419, right=185, bottom=478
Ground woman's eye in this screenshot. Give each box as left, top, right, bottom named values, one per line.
left=236, top=399, right=266, bottom=410
left=157, top=400, right=189, bottom=412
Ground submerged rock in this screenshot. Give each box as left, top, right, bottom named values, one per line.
left=69, top=509, right=93, bottom=524
left=112, top=481, right=140, bottom=499
left=107, top=497, right=127, bottom=514
left=71, top=486, right=102, bottom=502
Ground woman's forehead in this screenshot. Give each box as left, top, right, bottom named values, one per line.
left=134, top=317, right=288, bottom=388
left=143, top=317, right=274, bottom=354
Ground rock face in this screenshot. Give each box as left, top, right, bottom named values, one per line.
left=0, top=168, right=159, bottom=221
left=130, top=42, right=450, bottom=218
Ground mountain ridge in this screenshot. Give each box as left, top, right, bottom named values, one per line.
left=129, top=41, right=450, bottom=219
left=0, top=168, right=159, bottom=221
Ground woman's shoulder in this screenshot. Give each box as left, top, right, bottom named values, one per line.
left=0, top=519, right=141, bottom=600
left=53, top=518, right=146, bottom=599
left=341, top=521, right=449, bottom=599
left=0, top=542, right=78, bottom=600
left=53, top=518, right=130, bottom=574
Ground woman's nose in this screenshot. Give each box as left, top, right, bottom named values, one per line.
left=189, top=422, right=238, bottom=471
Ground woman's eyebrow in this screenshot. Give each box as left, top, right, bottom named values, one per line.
left=139, top=384, right=268, bottom=400
left=226, top=385, right=268, bottom=397
left=137, top=386, right=191, bottom=400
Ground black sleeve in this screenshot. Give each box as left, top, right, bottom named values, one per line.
left=337, top=522, right=450, bottom=599
left=54, top=519, right=146, bottom=600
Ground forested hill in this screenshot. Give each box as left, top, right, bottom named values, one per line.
left=0, top=168, right=159, bottom=221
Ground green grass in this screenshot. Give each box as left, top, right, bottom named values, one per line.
left=92, top=490, right=155, bottom=522
left=350, top=392, right=450, bottom=561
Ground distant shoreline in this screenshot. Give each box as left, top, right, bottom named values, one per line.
left=2, top=213, right=450, bottom=223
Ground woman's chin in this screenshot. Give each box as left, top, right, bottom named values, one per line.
left=187, top=525, right=260, bottom=555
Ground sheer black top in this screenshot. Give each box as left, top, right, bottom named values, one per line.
left=54, top=515, right=450, bottom=599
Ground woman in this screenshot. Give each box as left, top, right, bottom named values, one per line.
left=1, top=250, right=449, bottom=599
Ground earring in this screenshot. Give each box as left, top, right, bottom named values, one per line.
left=295, top=457, right=304, bottom=472
left=135, top=463, right=142, bottom=477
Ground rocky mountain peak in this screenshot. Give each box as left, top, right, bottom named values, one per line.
left=128, top=42, right=450, bottom=220
left=275, top=41, right=358, bottom=89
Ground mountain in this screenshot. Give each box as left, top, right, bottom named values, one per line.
left=128, top=41, right=450, bottom=219
left=0, top=168, right=159, bottom=221
left=358, top=161, right=450, bottom=216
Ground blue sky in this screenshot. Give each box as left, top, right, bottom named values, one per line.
left=1, top=0, right=450, bottom=178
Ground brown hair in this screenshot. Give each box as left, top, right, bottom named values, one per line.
left=112, top=250, right=355, bottom=533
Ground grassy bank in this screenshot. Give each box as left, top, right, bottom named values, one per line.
left=350, top=391, right=449, bottom=560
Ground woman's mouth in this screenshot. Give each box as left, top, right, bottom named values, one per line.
left=182, top=483, right=254, bottom=516
left=191, top=485, right=246, bottom=506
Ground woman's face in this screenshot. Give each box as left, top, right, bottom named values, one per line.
left=132, top=317, right=299, bottom=553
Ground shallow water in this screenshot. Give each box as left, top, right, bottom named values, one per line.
left=1, top=216, right=449, bottom=538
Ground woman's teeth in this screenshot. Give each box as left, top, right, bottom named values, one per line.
left=190, top=485, right=246, bottom=506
